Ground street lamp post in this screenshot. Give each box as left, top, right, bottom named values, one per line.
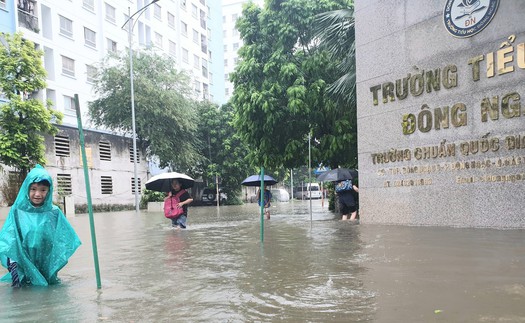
left=122, top=0, right=160, bottom=213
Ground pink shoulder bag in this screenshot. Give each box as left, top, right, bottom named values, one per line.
left=163, top=189, right=186, bottom=219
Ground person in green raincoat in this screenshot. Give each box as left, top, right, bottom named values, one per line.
left=0, top=165, right=81, bottom=287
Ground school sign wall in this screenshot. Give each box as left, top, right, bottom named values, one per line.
left=355, top=0, right=525, bottom=228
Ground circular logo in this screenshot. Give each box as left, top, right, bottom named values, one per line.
left=443, top=0, right=499, bottom=38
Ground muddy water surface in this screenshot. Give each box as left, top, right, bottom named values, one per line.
left=1, top=200, right=524, bottom=322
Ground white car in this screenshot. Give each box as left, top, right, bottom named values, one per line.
left=271, top=188, right=290, bottom=202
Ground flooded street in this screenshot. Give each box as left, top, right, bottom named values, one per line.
left=1, top=199, right=525, bottom=322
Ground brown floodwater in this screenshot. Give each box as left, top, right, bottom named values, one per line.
left=1, top=200, right=524, bottom=322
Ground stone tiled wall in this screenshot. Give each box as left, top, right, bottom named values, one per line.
left=355, top=0, right=525, bottom=228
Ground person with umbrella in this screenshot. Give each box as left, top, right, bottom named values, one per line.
left=256, top=184, right=272, bottom=220
left=336, top=179, right=359, bottom=221
left=241, top=175, right=278, bottom=220
left=165, top=179, right=193, bottom=229
left=145, top=172, right=195, bottom=229
left=318, top=168, right=359, bottom=221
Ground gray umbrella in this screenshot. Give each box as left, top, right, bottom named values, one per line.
left=316, top=168, right=358, bottom=182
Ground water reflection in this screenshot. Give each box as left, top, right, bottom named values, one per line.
left=1, top=200, right=525, bottom=322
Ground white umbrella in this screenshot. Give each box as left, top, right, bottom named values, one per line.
left=145, top=172, right=195, bottom=192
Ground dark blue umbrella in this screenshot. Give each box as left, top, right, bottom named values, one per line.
left=316, top=168, right=357, bottom=182
left=241, top=175, right=278, bottom=187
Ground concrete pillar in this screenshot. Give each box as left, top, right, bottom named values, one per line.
left=64, top=195, right=75, bottom=217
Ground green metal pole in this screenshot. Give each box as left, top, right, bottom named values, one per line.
left=74, top=94, right=102, bottom=289
left=260, top=167, right=265, bottom=243
left=309, top=132, right=312, bottom=224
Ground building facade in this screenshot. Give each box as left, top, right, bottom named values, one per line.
left=218, top=0, right=264, bottom=103
left=0, top=0, right=213, bottom=207
left=2, top=0, right=266, bottom=208
left=355, top=0, right=525, bottom=228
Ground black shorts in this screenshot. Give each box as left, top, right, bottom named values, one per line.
left=340, top=202, right=357, bottom=215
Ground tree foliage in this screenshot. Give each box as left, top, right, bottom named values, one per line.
left=313, top=6, right=356, bottom=119
left=0, top=32, right=63, bottom=177
left=230, top=0, right=357, bottom=171
left=195, top=102, right=252, bottom=203
left=88, top=49, right=201, bottom=172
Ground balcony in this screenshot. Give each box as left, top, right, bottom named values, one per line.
left=18, top=0, right=39, bottom=33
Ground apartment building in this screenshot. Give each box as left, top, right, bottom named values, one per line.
left=220, top=0, right=263, bottom=103
left=0, top=0, right=213, bottom=208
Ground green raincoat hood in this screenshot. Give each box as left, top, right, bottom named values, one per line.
left=0, top=165, right=81, bottom=286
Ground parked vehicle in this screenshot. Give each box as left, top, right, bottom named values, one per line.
left=294, top=183, right=322, bottom=199
left=271, top=188, right=290, bottom=202
left=306, top=183, right=322, bottom=199
left=201, top=188, right=227, bottom=205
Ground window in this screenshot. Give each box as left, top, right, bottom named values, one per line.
left=200, top=34, right=207, bottom=54
left=59, top=16, right=73, bottom=37
left=84, top=27, right=96, bottom=48
left=61, top=56, right=75, bottom=77
left=0, top=0, right=6, bottom=9
left=224, top=59, right=228, bottom=67
left=223, top=44, right=227, bottom=52
left=181, top=22, right=188, bottom=36
left=86, top=65, right=96, bottom=83
left=131, top=177, right=142, bottom=194
left=182, top=48, right=189, bottom=63
left=57, top=174, right=72, bottom=195
left=203, top=83, right=209, bottom=100
left=224, top=73, right=229, bottom=81
left=201, top=59, right=208, bottom=78
left=154, top=32, right=162, bottom=47
left=194, top=80, right=200, bottom=94
left=233, top=43, right=239, bottom=50
left=193, top=29, right=199, bottom=43
left=55, top=134, right=70, bottom=157
left=200, top=9, right=206, bottom=29
left=232, top=29, right=239, bottom=37
left=193, top=54, right=199, bottom=69
left=101, top=176, right=113, bottom=194
left=129, top=143, right=140, bottom=163
left=191, top=4, right=197, bottom=18
left=169, top=40, right=176, bottom=57
left=83, top=0, right=94, bottom=11
left=107, top=38, right=117, bottom=53
left=180, top=0, right=186, bottom=9
left=63, top=95, right=75, bottom=111
left=168, top=12, right=175, bottom=28
left=223, top=30, right=227, bottom=38
left=234, top=57, right=239, bottom=64
left=154, top=3, right=161, bottom=20
left=99, top=141, right=111, bottom=161
left=105, top=3, right=116, bottom=23
left=232, top=13, right=238, bottom=22
left=222, top=15, right=226, bottom=23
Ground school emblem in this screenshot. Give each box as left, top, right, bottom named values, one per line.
left=443, top=0, right=499, bottom=38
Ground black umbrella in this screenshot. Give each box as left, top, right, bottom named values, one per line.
left=241, top=174, right=278, bottom=187
left=316, top=168, right=358, bottom=182
left=145, top=172, right=195, bottom=192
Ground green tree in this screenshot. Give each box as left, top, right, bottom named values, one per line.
left=88, top=49, right=201, bottom=172
left=230, top=0, right=356, bottom=171
left=195, top=102, right=251, bottom=204
left=312, top=5, right=357, bottom=169
left=313, top=6, right=356, bottom=108
left=0, top=32, right=63, bottom=177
